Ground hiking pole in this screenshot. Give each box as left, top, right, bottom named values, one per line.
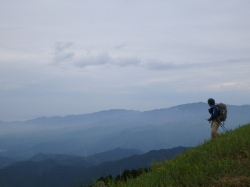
left=220, top=122, right=228, bottom=132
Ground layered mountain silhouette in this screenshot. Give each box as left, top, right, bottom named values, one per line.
left=0, top=102, right=249, bottom=159
left=0, top=102, right=249, bottom=186
left=0, top=147, right=188, bottom=187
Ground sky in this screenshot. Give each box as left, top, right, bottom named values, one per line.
left=0, top=0, right=250, bottom=121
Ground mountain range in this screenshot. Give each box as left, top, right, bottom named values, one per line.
left=0, top=102, right=249, bottom=159
left=0, top=102, right=249, bottom=186
left=0, top=146, right=188, bottom=187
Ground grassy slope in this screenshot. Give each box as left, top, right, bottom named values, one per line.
left=105, top=123, right=250, bottom=187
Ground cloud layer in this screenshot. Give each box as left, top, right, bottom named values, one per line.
left=0, top=0, right=250, bottom=121
left=51, top=42, right=250, bottom=72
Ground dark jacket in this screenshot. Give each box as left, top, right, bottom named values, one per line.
left=208, top=105, right=219, bottom=121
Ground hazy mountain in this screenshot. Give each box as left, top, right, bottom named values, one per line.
left=0, top=146, right=188, bottom=187
left=29, top=153, right=81, bottom=162
left=24, top=109, right=141, bottom=130
left=0, top=102, right=249, bottom=159
left=88, top=146, right=189, bottom=177
left=86, top=122, right=205, bottom=153
left=29, top=147, right=144, bottom=166
left=85, top=147, right=144, bottom=164
left=0, top=156, right=16, bottom=169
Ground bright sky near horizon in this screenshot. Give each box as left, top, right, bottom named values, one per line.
left=0, top=0, right=250, bottom=121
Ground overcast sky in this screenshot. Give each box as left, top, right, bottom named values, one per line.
left=0, top=0, right=250, bottom=121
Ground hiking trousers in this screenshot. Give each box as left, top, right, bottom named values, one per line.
left=211, top=120, right=220, bottom=138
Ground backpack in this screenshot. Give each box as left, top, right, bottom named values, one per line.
left=216, top=103, right=227, bottom=121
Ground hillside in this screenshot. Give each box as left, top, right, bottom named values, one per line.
left=98, top=123, right=250, bottom=187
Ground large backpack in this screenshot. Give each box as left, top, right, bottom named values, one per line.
left=216, top=103, right=227, bottom=121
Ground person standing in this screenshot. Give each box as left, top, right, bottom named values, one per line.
left=207, top=98, right=220, bottom=138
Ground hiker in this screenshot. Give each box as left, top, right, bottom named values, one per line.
left=206, top=98, right=220, bottom=138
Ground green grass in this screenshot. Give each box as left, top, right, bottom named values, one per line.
left=101, top=123, right=250, bottom=187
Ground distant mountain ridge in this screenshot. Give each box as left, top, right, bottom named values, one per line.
left=2, top=102, right=249, bottom=125
left=26, top=102, right=250, bottom=129
left=25, top=109, right=140, bottom=124
left=0, top=102, right=249, bottom=159
left=29, top=153, right=80, bottom=162
left=29, top=147, right=144, bottom=166
left=0, top=156, right=16, bottom=169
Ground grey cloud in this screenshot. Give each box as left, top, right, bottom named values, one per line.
left=113, top=43, right=127, bottom=50
left=145, top=57, right=250, bottom=71
left=115, top=57, right=140, bottom=67
left=53, top=52, right=75, bottom=64
left=145, top=59, right=196, bottom=71
left=52, top=42, right=75, bottom=64
left=196, top=58, right=250, bottom=69
left=55, top=42, right=74, bottom=54
left=146, top=60, right=176, bottom=70
left=220, top=58, right=250, bottom=64
left=74, top=53, right=141, bottom=68
left=51, top=40, right=249, bottom=71
left=75, top=53, right=111, bottom=68
left=74, top=54, right=196, bottom=71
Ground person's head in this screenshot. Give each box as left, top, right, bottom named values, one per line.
left=207, top=98, right=215, bottom=106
